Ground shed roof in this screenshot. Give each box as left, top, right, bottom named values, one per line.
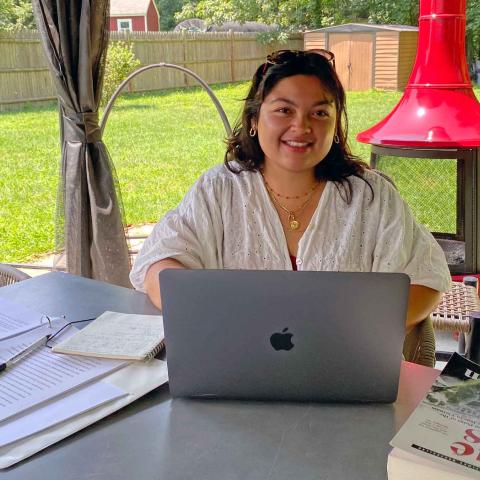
left=306, top=23, right=418, bottom=33
left=110, top=0, right=151, bottom=16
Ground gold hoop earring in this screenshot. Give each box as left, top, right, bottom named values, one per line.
left=333, top=133, right=340, bottom=144
left=249, top=126, right=257, bottom=137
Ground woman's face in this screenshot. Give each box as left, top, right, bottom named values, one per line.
left=255, top=74, right=337, bottom=176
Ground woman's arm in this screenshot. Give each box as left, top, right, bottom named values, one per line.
left=406, top=284, right=442, bottom=333
left=144, top=258, right=187, bottom=309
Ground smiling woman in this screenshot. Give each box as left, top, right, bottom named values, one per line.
left=256, top=75, right=337, bottom=178
left=130, top=49, right=451, bottom=343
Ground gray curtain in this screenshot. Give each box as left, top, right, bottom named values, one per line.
left=32, top=0, right=131, bottom=287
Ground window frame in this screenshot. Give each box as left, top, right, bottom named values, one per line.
left=117, top=18, right=133, bottom=32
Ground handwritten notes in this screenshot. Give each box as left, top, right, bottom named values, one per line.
left=52, top=311, right=164, bottom=361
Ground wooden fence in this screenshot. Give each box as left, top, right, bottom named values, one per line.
left=0, top=30, right=303, bottom=109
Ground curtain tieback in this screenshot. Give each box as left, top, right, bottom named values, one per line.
left=63, top=112, right=101, bottom=143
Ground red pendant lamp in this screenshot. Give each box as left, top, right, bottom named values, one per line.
left=357, top=0, right=480, bottom=148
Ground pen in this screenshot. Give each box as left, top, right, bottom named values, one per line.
left=0, top=334, right=51, bottom=372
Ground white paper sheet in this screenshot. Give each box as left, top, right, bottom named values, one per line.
left=0, top=359, right=169, bottom=469
left=0, top=322, right=68, bottom=363
left=0, top=381, right=127, bottom=447
left=0, top=329, right=126, bottom=422
left=0, top=297, right=45, bottom=340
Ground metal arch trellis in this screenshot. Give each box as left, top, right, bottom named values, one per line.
left=100, top=63, right=232, bottom=136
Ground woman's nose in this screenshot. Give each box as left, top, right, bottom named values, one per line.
left=291, top=114, right=312, bottom=133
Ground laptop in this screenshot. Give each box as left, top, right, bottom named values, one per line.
left=160, top=269, right=409, bottom=403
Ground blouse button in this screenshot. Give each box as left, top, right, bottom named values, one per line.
left=296, top=258, right=303, bottom=266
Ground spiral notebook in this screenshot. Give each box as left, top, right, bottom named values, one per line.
left=52, top=311, right=164, bottom=361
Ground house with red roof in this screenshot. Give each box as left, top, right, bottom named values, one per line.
left=109, top=0, right=160, bottom=32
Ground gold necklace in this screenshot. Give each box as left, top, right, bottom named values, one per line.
left=262, top=177, right=318, bottom=200
left=266, top=183, right=320, bottom=231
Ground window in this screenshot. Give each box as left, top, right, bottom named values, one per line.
left=117, top=19, right=132, bottom=32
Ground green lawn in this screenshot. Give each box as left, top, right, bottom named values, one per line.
left=0, top=84, right=478, bottom=263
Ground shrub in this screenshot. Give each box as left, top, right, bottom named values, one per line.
left=101, top=42, right=141, bottom=106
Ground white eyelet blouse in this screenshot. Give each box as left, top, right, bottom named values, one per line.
left=130, top=164, right=451, bottom=293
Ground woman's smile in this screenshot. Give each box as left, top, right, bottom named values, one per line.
left=281, top=138, right=314, bottom=153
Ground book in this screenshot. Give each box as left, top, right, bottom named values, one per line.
left=388, top=448, right=474, bottom=480
left=388, top=353, right=480, bottom=480
left=52, top=311, right=164, bottom=361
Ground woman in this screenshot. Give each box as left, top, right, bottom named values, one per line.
left=130, top=49, right=450, bottom=333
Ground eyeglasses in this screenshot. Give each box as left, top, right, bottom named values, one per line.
left=45, top=317, right=95, bottom=348
left=263, top=49, right=336, bottom=74
left=0, top=315, right=94, bottom=373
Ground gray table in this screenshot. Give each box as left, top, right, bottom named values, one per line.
left=0, top=272, right=439, bottom=480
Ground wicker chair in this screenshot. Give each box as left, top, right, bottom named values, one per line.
left=403, top=316, right=436, bottom=367
left=402, top=282, right=480, bottom=367
left=431, top=281, right=480, bottom=364
left=0, top=264, right=31, bottom=287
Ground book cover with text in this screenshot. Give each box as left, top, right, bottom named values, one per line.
left=391, top=353, right=480, bottom=478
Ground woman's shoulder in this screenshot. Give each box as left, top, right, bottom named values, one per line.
left=196, top=162, right=257, bottom=191
left=347, top=168, right=399, bottom=197
left=327, top=167, right=401, bottom=210
left=353, top=167, right=395, bottom=187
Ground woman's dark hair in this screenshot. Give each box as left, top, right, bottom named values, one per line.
left=224, top=50, right=371, bottom=203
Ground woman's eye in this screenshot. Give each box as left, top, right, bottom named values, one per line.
left=275, top=107, right=291, bottom=114
left=314, top=110, right=329, bottom=117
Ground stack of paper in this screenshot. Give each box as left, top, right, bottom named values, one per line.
left=0, top=297, right=168, bottom=468
left=0, top=325, right=128, bottom=422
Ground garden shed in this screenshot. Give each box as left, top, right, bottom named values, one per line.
left=304, top=24, right=418, bottom=91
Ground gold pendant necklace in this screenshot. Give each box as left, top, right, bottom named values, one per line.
left=287, top=213, right=300, bottom=231
left=264, top=181, right=321, bottom=231
left=270, top=196, right=311, bottom=231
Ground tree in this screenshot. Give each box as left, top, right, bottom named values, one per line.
left=0, top=0, right=15, bottom=30
left=0, top=0, right=35, bottom=31
left=175, top=0, right=325, bottom=30
left=174, top=0, right=479, bottom=60
left=101, top=42, right=141, bottom=106
left=356, top=0, right=418, bottom=26
left=155, top=0, right=189, bottom=30
left=173, top=0, right=415, bottom=33
left=466, top=0, right=480, bottom=62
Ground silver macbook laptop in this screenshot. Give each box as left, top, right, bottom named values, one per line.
left=160, top=270, right=409, bottom=403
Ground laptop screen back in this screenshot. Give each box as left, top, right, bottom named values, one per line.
left=160, top=270, right=409, bottom=403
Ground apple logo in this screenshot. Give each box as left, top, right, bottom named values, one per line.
left=270, top=327, right=294, bottom=351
